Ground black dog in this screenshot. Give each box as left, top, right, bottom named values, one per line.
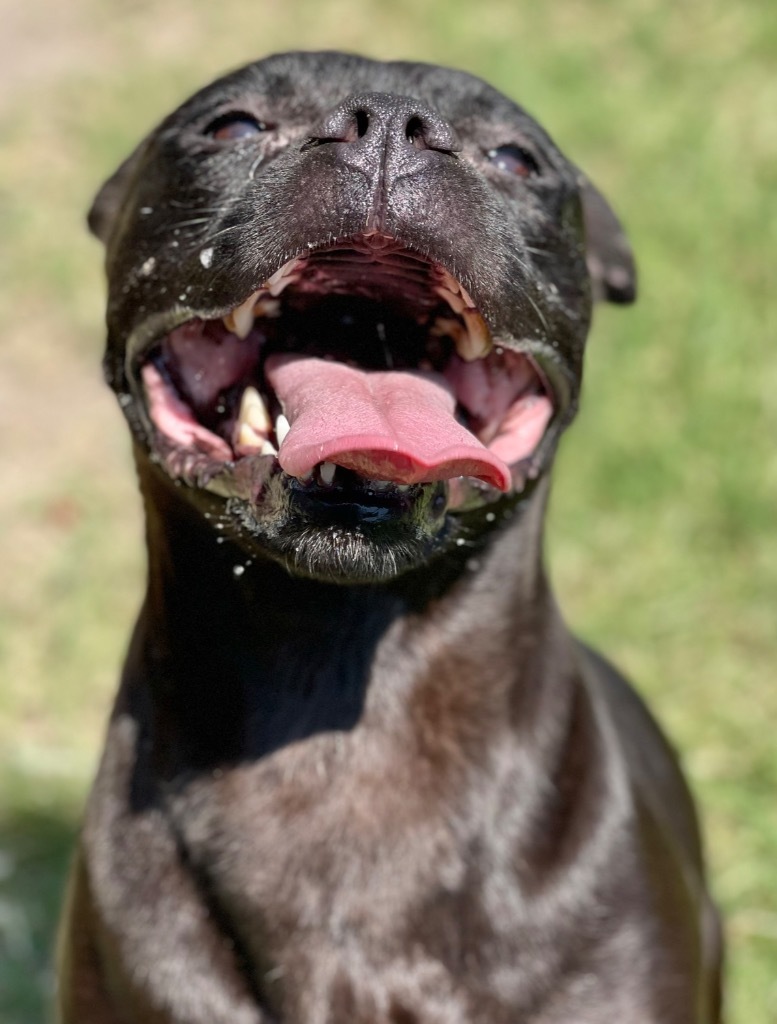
left=57, top=52, right=723, bottom=1023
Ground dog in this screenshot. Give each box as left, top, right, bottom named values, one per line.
left=57, top=51, right=723, bottom=1023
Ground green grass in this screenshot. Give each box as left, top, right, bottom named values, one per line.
left=1, top=0, right=775, bottom=1020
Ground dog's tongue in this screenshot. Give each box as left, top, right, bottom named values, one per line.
left=265, top=354, right=511, bottom=489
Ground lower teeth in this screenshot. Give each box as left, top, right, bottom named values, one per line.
left=296, top=465, right=413, bottom=493
left=319, top=462, right=337, bottom=486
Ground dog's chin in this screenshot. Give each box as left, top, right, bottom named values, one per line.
left=220, top=473, right=453, bottom=584
left=239, top=517, right=444, bottom=584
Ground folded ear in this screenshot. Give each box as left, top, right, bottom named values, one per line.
left=579, top=174, right=637, bottom=304
left=87, top=140, right=148, bottom=245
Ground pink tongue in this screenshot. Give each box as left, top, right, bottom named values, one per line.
left=265, top=354, right=511, bottom=490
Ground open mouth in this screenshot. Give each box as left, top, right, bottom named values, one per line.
left=134, top=233, right=555, bottom=509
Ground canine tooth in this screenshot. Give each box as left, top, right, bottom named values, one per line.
left=458, top=309, right=494, bottom=361
left=239, top=386, right=272, bottom=435
left=266, top=258, right=301, bottom=297
left=430, top=316, right=467, bottom=345
left=435, top=285, right=466, bottom=315
left=267, top=277, right=296, bottom=298
left=438, top=268, right=460, bottom=291
left=459, top=283, right=477, bottom=308
left=260, top=440, right=278, bottom=456
left=224, top=291, right=259, bottom=339
left=237, top=422, right=266, bottom=451
left=275, top=413, right=291, bottom=445
left=319, top=462, right=336, bottom=486
left=254, top=297, right=281, bottom=319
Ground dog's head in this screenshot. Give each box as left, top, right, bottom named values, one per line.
left=90, top=51, right=635, bottom=583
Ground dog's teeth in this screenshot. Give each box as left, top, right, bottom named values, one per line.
left=266, top=258, right=301, bottom=297
left=438, top=268, right=460, bottom=292
left=236, top=387, right=278, bottom=456
left=436, top=285, right=466, bottom=315
left=458, top=309, right=494, bottom=361
left=430, top=316, right=467, bottom=345
left=298, top=469, right=314, bottom=483
left=435, top=274, right=491, bottom=359
left=237, top=422, right=267, bottom=451
left=369, top=479, right=392, bottom=491
left=254, top=297, right=281, bottom=319
left=319, top=462, right=336, bottom=486
left=275, top=414, right=291, bottom=445
left=459, top=283, right=477, bottom=308
left=267, top=277, right=293, bottom=298
left=238, top=386, right=272, bottom=435
left=224, top=291, right=259, bottom=339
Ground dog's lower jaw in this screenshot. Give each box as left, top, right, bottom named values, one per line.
left=139, top=438, right=541, bottom=587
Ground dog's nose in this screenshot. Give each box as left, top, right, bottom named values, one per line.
left=312, top=92, right=460, bottom=155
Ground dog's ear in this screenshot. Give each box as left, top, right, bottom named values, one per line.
left=88, top=141, right=148, bottom=246
left=579, top=175, right=637, bottom=304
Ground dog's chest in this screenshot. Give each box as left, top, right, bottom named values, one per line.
left=163, top=735, right=659, bottom=1024
left=170, top=728, right=470, bottom=940
left=163, top=738, right=569, bottom=1022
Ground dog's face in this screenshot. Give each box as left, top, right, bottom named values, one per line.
left=90, top=51, right=635, bottom=582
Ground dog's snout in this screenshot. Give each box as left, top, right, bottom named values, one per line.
left=313, top=92, right=460, bottom=155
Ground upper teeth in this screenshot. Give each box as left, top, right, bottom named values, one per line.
left=223, top=291, right=260, bottom=339
left=266, top=258, right=302, bottom=297
left=459, top=309, right=492, bottom=360
left=436, top=284, right=467, bottom=315
left=435, top=270, right=494, bottom=362
left=255, top=297, right=281, bottom=318
left=429, top=313, right=490, bottom=361
left=222, top=259, right=303, bottom=338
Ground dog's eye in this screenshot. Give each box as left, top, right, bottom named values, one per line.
left=205, top=112, right=267, bottom=141
left=487, top=144, right=542, bottom=179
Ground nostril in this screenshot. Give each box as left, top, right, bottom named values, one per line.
left=355, top=109, right=369, bottom=138
left=356, top=109, right=370, bottom=139
left=405, top=116, right=425, bottom=149
left=305, top=106, right=370, bottom=147
left=403, top=112, right=459, bottom=155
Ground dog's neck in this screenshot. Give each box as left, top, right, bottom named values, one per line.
left=126, top=456, right=577, bottom=777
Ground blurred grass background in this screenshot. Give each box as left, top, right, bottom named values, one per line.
left=0, top=0, right=774, bottom=1019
